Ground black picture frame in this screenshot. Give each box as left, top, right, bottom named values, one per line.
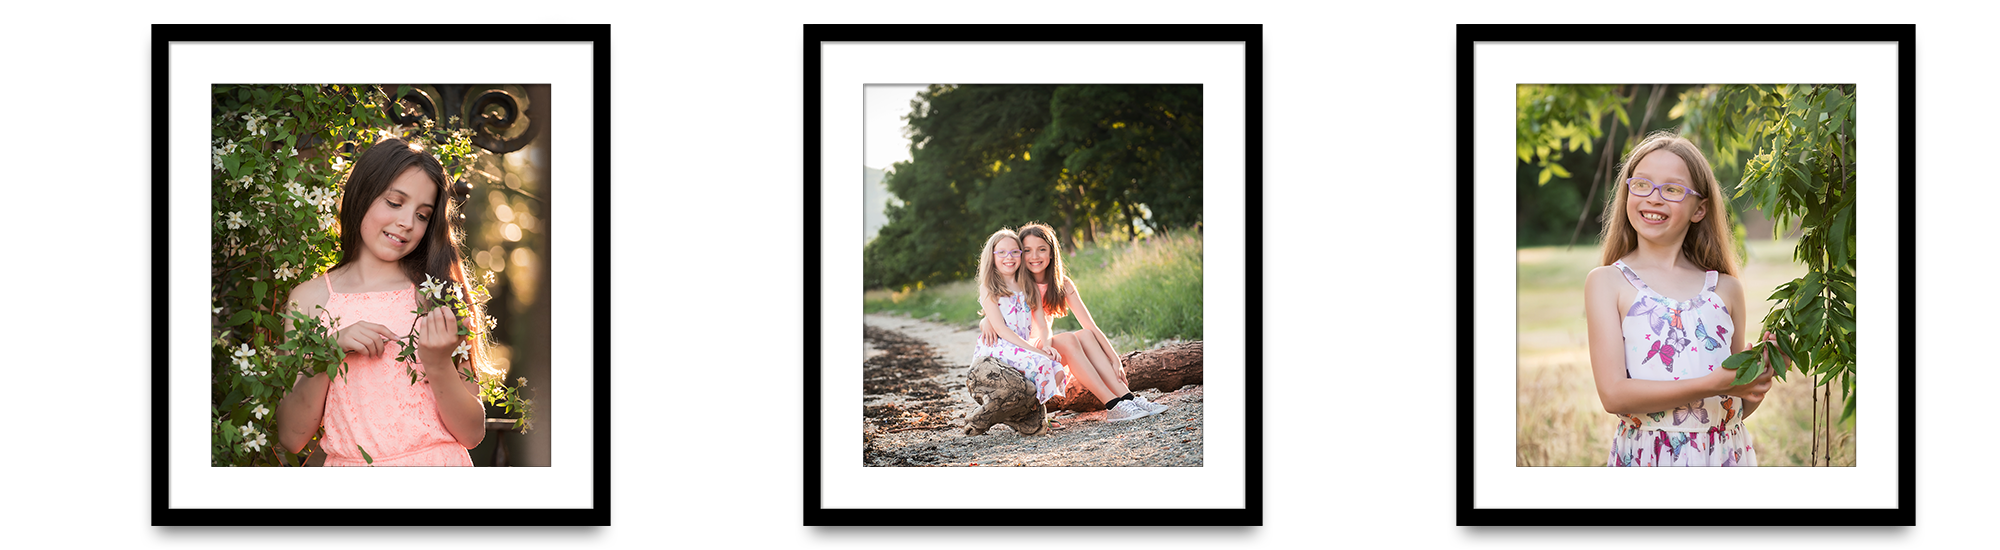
left=1455, top=24, right=1915, bottom=526
left=150, top=24, right=612, bottom=526
left=804, top=24, right=1263, bottom=526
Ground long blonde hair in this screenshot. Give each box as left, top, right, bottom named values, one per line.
left=975, top=228, right=1022, bottom=305
left=1597, top=131, right=1739, bottom=276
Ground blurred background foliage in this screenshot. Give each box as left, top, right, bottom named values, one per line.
left=1516, top=84, right=1858, bottom=466
left=864, top=84, right=1202, bottom=290
left=211, top=84, right=552, bottom=467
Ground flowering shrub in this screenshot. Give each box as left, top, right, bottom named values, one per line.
left=211, top=84, right=531, bottom=466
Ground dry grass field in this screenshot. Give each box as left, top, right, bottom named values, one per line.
left=1516, top=239, right=1856, bottom=467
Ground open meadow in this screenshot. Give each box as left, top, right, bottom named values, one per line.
left=864, top=232, right=1202, bottom=349
left=1516, top=239, right=1856, bottom=466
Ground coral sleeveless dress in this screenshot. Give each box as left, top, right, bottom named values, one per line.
left=1606, top=260, right=1756, bottom=467
left=970, top=290, right=1069, bottom=403
left=317, top=277, right=473, bottom=466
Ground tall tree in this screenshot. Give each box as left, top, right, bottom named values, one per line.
left=865, top=84, right=1203, bottom=289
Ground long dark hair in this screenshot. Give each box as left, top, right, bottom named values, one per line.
left=1017, top=223, right=1070, bottom=318
left=334, top=136, right=492, bottom=373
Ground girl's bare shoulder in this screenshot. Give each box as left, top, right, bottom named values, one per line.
left=1584, top=265, right=1625, bottom=291
left=1713, top=272, right=1745, bottom=300
left=287, top=273, right=331, bottom=314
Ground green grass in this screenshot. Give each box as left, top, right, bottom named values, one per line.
left=864, top=232, right=1203, bottom=348
left=1514, top=239, right=1856, bottom=466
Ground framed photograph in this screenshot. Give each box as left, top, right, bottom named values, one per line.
left=152, top=24, right=611, bottom=525
left=1457, top=24, right=1914, bottom=525
left=805, top=24, right=1262, bottom=526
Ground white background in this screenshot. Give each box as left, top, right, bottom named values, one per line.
left=1473, top=42, right=1900, bottom=509
left=165, top=42, right=596, bottom=509
left=2, top=0, right=1991, bottom=546
left=817, top=41, right=1246, bottom=509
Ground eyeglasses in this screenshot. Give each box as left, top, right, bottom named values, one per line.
left=1627, top=177, right=1705, bottom=202
left=993, top=249, right=1022, bottom=259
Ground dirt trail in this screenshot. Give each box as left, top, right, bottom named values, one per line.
left=861, top=313, right=1202, bottom=467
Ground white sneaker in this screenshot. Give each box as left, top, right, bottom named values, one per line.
left=1133, top=394, right=1170, bottom=414
left=1104, top=400, right=1155, bottom=423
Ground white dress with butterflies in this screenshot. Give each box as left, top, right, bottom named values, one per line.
left=1606, top=260, right=1757, bottom=467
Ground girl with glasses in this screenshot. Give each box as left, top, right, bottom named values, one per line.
left=969, top=228, right=1069, bottom=421
left=982, top=223, right=1165, bottom=423
left=1584, top=131, right=1788, bottom=466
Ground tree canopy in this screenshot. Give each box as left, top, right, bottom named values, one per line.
left=865, top=84, right=1202, bottom=290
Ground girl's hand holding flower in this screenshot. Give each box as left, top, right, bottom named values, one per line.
left=416, top=306, right=464, bottom=367
left=336, top=321, right=398, bottom=357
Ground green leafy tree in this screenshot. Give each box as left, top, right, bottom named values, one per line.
left=1685, top=85, right=1857, bottom=464
left=865, top=84, right=1203, bottom=290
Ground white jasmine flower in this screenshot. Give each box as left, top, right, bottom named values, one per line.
left=452, top=341, right=470, bottom=362
left=274, top=262, right=300, bottom=281
left=240, top=424, right=266, bottom=453
left=418, top=275, right=445, bottom=301
left=240, top=423, right=256, bottom=438
left=252, top=404, right=270, bottom=420
left=233, top=343, right=255, bottom=359
left=330, top=156, right=347, bottom=172
left=224, top=211, right=246, bottom=230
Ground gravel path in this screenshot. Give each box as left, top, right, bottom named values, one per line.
left=862, top=313, right=1203, bottom=467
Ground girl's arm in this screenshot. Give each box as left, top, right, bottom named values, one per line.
left=1027, top=306, right=1058, bottom=359
left=979, top=296, right=1053, bottom=360
left=1719, top=274, right=1781, bottom=419
left=1585, top=267, right=1766, bottom=415
left=415, top=308, right=487, bottom=449
left=275, top=283, right=332, bottom=455
left=1064, top=283, right=1126, bottom=385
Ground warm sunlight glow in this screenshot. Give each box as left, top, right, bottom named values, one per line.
left=503, top=223, right=522, bottom=242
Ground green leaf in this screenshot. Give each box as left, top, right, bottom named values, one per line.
left=1770, top=336, right=1795, bottom=381
left=224, top=309, right=256, bottom=327
left=253, top=281, right=268, bottom=301
left=1766, top=282, right=1795, bottom=302
left=357, top=444, right=373, bottom=465
left=1841, top=394, right=1856, bottom=422
left=1720, top=348, right=1757, bottom=370
left=1548, top=163, right=1571, bottom=178
left=1733, top=357, right=1763, bottom=385
left=1616, top=105, right=1632, bottom=127
left=1830, top=280, right=1856, bottom=309
left=1537, top=167, right=1552, bottom=185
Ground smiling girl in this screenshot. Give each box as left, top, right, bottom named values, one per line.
left=968, top=228, right=1073, bottom=416
left=273, top=136, right=488, bottom=466
left=989, top=223, right=1165, bottom=422
left=1585, top=131, right=1786, bottom=467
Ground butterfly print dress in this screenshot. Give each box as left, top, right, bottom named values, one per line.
left=970, top=291, right=1069, bottom=404
left=1606, top=260, right=1756, bottom=467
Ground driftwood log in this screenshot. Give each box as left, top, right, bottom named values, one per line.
left=962, top=357, right=1049, bottom=436
left=1045, top=341, right=1203, bottom=413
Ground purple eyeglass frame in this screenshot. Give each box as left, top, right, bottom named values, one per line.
left=1626, top=177, right=1704, bottom=202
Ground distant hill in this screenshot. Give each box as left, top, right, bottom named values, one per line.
left=863, top=166, right=900, bottom=244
